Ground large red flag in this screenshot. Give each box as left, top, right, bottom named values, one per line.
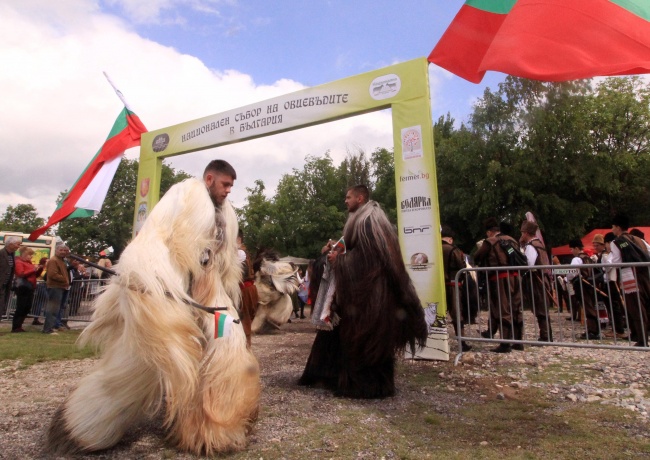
left=29, top=108, right=147, bottom=241
left=429, top=0, right=650, bottom=83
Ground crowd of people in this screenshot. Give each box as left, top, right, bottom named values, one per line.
left=441, top=214, right=650, bottom=353
left=0, top=240, right=111, bottom=334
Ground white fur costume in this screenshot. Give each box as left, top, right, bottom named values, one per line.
left=47, top=178, right=260, bottom=456
left=251, top=259, right=300, bottom=332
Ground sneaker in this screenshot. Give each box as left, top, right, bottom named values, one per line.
left=52, top=328, right=61, bottom=332
left=42, top=331, right=59, bottom=335
left=11, top=328, right=26, bottom=333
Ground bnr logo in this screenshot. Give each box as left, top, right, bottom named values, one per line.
left=399, top=172, right=430, bottom=182
left=404, top=225, right=432, bottom=235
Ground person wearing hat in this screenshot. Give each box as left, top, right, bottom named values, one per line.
left=520, top=220, right=553, bottom=342
left=441, top=225, right=471, bottom=352
left=566, top=238, right=601, bottom=340
left=474, top=217, right=524, bottom=353
left=610, top=214, right=650, bottom=347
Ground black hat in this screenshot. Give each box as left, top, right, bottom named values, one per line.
left=568, top=238, right=584, bottom=249
left=612, top=214, right=630, bottom=230
left=499, top=221, right=513, bottom=236
left=604, top=232, right=616, bottom=243
left=630, top=228, right=645, bottom=240
left=441, top=225, right=455, bottom=239
left=484, top=217, right=500, bottom=231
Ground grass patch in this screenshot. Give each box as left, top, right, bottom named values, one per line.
left=0, top=325, right=96, bottom=367
left=232, top=384, right=650, bottom=460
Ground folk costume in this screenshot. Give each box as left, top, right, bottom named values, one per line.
left=442, top=236, right=470, bottom=349
left=521, top=234, right=553, bottom=342
left=611, top=231, right=650, bottom=346
left=299, top=201, right=428, bottom=399
left=474, top=225, right=524, bottom=351
left=47, top=178, right=260, bottom=456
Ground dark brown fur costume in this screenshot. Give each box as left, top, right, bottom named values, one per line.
left=298, top=201, right=427, bottom=398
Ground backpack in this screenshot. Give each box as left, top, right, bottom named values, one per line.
left=615, top=235, right=650, bottom=263
left=498, top=238, right=528, bottom=267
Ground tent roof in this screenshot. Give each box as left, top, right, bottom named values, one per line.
left=552, top=227, right=650, bottom=257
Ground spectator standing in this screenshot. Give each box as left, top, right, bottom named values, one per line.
left=30, top=257, right=48, bottom=325
left=610, top=215, right=650, bottom=347
left=441, top=225, right=471, bottom=351
left=567, top=239, right=600, bottom=339
left=12, top=246, right=45, bottom=332
left=520, top=221, right=553, bottom=342
left=474, top=218, right=524, bottom=353
left=602, top=232, right=627, bottom=337
left=0, top=236, right=22, bottom=320
left=43, top=245, right=70, bottom=334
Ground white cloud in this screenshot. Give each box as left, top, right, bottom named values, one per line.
left=0, top=1, right=394, bottom=221
left=104, top=0, right=232, bottom=24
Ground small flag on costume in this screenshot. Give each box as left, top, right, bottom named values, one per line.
left=215, top=312, right=235, bottom=339
left=332, top=237, right=346, bottom=254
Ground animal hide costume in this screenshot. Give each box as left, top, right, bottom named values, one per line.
left=250, top=250, right=301, bottom=333
left=46, top=178, right=260, bottom=456
left=298, top=201, right=428, bottom=398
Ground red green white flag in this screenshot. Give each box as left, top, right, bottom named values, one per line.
left=29, top=107, right=147, bottom=241
left=214, top=312, right=235, bottom=339
left=429, top=0, right=650, bottom=83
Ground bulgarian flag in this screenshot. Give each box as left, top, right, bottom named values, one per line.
left=429, top=0, right=650, bottom=83
left=29, top=106, right=147, bottom=241
left=215, top=312, right=236, bottom=339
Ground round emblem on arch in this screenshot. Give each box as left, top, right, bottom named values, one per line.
left=369, top=74, right=401, bottom=100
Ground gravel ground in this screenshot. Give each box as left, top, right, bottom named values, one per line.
left=0, top=315, right=648, bottom=459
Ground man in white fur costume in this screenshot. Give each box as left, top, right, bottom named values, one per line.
left=47, top=160, right=260, bottom=456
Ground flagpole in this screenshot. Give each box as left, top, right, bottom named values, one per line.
left=103, top=71, right=133, bottom=111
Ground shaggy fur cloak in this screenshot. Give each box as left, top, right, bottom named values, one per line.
left=46, top=178, right=260, bottom=456
left=299, top=201, right=428, bottom=398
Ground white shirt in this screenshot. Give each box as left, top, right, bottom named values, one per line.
left=524, top=244, right=538, bottom=266
left=566, top=256, right=583, bottom=282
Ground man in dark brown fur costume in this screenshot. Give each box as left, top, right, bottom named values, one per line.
left=298, top=185, right=428, bottom=398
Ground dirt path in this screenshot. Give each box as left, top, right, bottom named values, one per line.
left=1, top=318, right=648, bottom=459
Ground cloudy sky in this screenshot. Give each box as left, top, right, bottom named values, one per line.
left=0, top=0, right=507, bottom=220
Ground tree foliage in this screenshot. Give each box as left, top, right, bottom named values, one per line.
left=57, top=158, right=191, bottom=258
left=436, top=76, right=650, bottom=253
left=0, top=204, right=45, bottom=234
left=239, top=148, right=397, bottom=259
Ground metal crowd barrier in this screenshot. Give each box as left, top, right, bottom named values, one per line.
left=3, top=279, right=109, bottom=323
left=452, top=262, right=650, bottom=364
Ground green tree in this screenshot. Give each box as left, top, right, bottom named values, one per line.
left=435, top=75, right=650, bottom=252
left=370, top=147, right=397, bottom=223
left=0, top=204, right=45, bottom=234
left=57, top=158, right=191, bottom=258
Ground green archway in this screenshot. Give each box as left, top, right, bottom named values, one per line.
left=135, top=58, right=448, bottom=360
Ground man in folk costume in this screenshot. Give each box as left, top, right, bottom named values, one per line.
left=299, top=185, right=428, bottom=398
left=566, top=238, right=601, bottom=340
left=519, top=220, right=553, bottom=342
left=610, top=214, right=650, bottom=347
left=47, top=160, right=260, bottom=456
left=474, top=217, right=524, bottom=353
left=441, top=225, right=471, bottom=352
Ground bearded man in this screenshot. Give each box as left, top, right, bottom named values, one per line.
left=299, top=185, right=428, bottom=398
left=47, top=159, right=260, bottom=456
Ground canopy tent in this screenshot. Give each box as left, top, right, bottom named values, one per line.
left=552, top=227, right=650, bottom=257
